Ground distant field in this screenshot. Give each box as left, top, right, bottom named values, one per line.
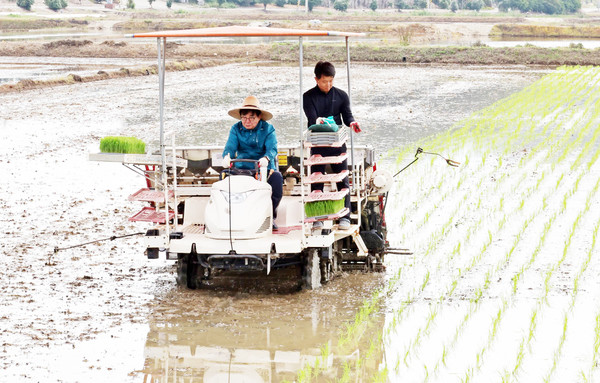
left=3, top=38, right=600, bottom=93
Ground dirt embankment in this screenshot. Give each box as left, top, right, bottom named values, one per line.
left=1, top=37, right=599, bottom=93
left=0, top=17, right=89, bottom=30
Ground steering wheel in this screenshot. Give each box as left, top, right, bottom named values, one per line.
left=221, top=159, right=259, bottom=179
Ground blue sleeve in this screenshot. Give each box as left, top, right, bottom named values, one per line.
left=223, top=124, right=239, bottom=158
left=264, top=124, right=278, bottom=170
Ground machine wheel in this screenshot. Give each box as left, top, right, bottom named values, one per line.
left=176, top=253, right=203, bottom=289
left=320, top=258, right=332, bottom=284
left=175, top=253, right=190, bottom=288
left=332, top=242, right=344, bottom=275
left=302, top=249, right=322, bottom=290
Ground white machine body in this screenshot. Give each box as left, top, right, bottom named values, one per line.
left=204, top=175, right=272, bottom=240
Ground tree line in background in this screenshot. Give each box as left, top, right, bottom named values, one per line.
left=14, top=0, right=583, bottom=15
left=16, top=0, right=67, bottom=10
left=194, top=0, right=581, bottom=14
left=395, top=0, right=581, bottom=13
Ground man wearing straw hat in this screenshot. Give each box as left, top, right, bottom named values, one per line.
left=222, top=95, right=283, bottom=230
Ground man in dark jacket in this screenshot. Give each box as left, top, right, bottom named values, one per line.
left=303, top=61, right=361, bottom=231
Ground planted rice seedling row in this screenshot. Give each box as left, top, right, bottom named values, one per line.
left=382, top=66, right=600, bottom=382
left=294, top=66, right=600, bottom=382
left=380, top=100, right=596, bottom=380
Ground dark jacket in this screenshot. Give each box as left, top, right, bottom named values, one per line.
left=223, top=119, right=278, bottom=171
left=303, top=85, right=355, bottom=127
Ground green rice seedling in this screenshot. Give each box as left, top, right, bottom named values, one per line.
left=403, top=348, right=411, bottom=367
left=581, top=371, right=590, bottom=383
left=297, top=364, right=312, bottom=383
left=511, top=339, right=525, bottom=378
left=319, top=342, right=330, bottom=367
left=555, top=173, right=564, bottom=190
left=425, top=306, right=439, bottom=332
left=451, top=242, right=461, bottom=259
left=488, top=300, right=508, bottom=347
left=571, top=277, right=579, bottom=309
left=528, top=308, right=538, bottom=346
left=543, top=267, right=555, bottom=303
left=535, top=170, right=546, bottom=190
left=446, top=279, right=458, bottom=297
left=369, top=366, right=389, bottom=383
left=461, top=368, right=473, bottom=383
left=475, top=348, right=485, bottom=370
left=304, top=198, right=345, bottom=217
left=512, top=271, right=520, bottom=295
left=441, top=345, right=448, bottom=368
left=593, top=312, right=600, bottom=361
left=421, top=271, right=430, bottom=292
left=340, top=361, right=351, bottom=383
left=99, top=136, right=146, bottom=154
left=543, top=312, right=569, bottom=382
left=498, top=214, right=507, bottom=231
left=483, top=270, right=492, bottom=291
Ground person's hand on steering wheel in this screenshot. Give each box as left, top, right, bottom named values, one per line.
left=223, top=154, right=231, bottom=168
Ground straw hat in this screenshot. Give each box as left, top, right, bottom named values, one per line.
left=228, top=95, right=273, bottom=121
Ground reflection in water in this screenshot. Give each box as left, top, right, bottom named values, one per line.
left=139, top=270, right=386, bottom=382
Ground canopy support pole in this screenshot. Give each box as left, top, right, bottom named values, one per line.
left=299, top=36, right=304, bottom=148
left=158, top=37, right=170, bottom=240
left=299, top=36, right=307, bottom=243
left=345, top=37, right=359, bottom=228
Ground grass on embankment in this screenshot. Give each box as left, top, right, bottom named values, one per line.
left=491, top=24, right=600, bottom=38
left=0, top=15, right=89, bottom=30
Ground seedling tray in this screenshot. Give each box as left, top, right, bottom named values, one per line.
left=129, top=207, right=174, bottom=223
left=305, top=153, right=348, bottom=166
left=128, top=188, right=174, bottom=203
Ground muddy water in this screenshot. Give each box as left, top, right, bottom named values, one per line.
left=0, top=62, right=548, bottom=382
left=0, top=56, right=156, bottom=84
left=142, top=272, right=385, bottom=381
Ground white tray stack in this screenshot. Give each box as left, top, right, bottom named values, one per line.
left=305, top=126, right=348, bottom=147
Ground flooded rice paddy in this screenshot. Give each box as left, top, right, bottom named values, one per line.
left=0, top=56, right=156, bottom=85
left=0, top=62, right=553, bottom=381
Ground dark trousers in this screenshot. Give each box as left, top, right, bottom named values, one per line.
left=310, top=144, right=350, bottom=220
left=267, top=171, right=283, bottom=219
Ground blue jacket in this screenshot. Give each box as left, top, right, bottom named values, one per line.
left=223, top=119, right=278, bottom=171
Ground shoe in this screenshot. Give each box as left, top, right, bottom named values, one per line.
left=338, top=218, right=350, bottom=230
left=272, top=222, right=278, bottom=231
